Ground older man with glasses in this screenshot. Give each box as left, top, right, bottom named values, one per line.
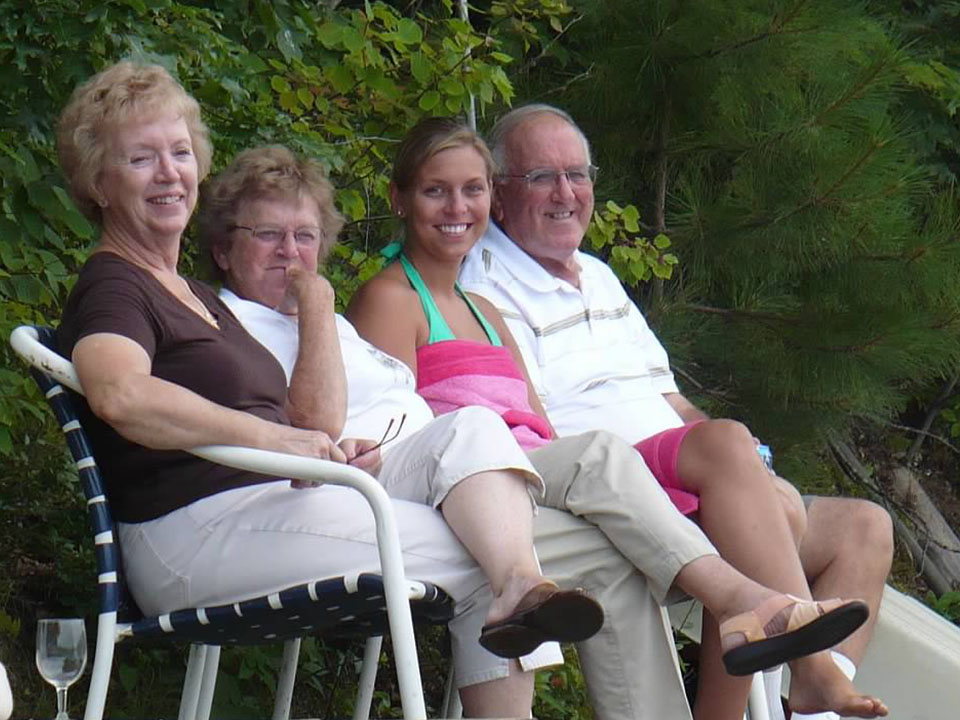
left=460, top=103, right=892, bottom=720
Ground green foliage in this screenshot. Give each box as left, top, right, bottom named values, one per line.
left=522, top=1, right=960, bottom=463
left=925, top=589, right=960, bottom=625
left=0, top=1, right=616, bottom=718
left=880, top=1, right=960, bottom=185
left=939, top=401, right=960, bottom=439
left=586, top=200, right=677, bottom=286
left=534, top=645, right=594, bottom=720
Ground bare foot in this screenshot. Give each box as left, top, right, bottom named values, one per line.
left=485, top=575, right=557, bottom=626
left=789, top=652, right=888, bottom=718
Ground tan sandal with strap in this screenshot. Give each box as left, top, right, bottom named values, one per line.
left=720, top=595, right=869, bottom=676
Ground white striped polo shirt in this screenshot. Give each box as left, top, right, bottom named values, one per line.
left=460, top=223, right=684, bottom=444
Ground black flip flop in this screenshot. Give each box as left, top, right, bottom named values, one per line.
left=478, top=588, right=604, bottom=658
left=722, top=600, right=869, bottom=676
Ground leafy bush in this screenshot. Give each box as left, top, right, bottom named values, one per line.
left=926, top=590, right=960, bottom=625
left=0, top=1, right=614, bottom=717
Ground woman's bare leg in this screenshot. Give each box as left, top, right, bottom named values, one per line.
left=440, top=469, right=548, bottom=625
left=439, top=470, right=547, bottom=718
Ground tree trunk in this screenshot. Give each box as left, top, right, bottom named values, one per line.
left=830, top=438, right=960, bottom=594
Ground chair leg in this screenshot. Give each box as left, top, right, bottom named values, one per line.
left=353, top=636, right=383, bottom=720
left=745, top=671, right=772, bottom=720
left=366, top=486, right=428, bottom=719
left=272, top=638, right=301, bottom=720
left=440, top=661, right=462, bottom=719
left=83, top=611, right=117, bottom=720
left=195, top=645, right=220, bottom=720
left=178, top=645, right=208, bottom=720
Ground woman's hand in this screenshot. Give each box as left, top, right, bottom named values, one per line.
left=341, top=438, right=383, bottom=476
left=273, top=425, right=354, bottom=489
left=289, top=437, right=381, bottom=488
left=268, top=424, right=347, bottom=463
left=283, top=264, right=336, bottom=314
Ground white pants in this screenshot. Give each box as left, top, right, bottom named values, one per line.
left=119, top=418, right=711, bottom=712
left=119, top=407, right=557, bottom=688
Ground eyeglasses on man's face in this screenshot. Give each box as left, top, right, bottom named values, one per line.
left=232, top=224, right=324, bottom=246
left=497, top=165, right=598, bottom=189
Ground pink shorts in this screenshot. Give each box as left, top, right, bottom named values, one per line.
left=634, top=421, right=704, bottom=516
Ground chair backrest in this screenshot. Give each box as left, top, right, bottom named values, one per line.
left=13, top=325, right=456, bottom=637
left=19, top=326, right=134, bottom=620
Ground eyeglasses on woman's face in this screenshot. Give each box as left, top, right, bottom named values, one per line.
left=231, top=224, right=323, bottom=246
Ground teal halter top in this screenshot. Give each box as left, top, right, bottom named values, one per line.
left=382, top=242, right=502, bottom=347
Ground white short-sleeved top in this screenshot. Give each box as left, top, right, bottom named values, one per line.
left=459, top=223, right=684, bottom=444
left=220, top=289, right=434, bottom=445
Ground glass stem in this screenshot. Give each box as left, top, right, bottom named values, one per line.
left=56, top=687, right=69, bottom=720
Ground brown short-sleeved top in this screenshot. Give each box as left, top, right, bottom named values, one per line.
left=58, top=252, right=289, bottom=522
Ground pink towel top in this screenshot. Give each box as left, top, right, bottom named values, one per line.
left=416, top=340, right=551, bottom=450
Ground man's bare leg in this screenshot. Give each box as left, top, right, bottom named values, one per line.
left=788, top=496, right=893, bottom=717
left=675, top=420, right=887, bottom=719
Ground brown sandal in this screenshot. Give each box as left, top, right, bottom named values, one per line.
left=720, top=595, right=869, bottom=676
left=479, top=583, right=604, bottom=658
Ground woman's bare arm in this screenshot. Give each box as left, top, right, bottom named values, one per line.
left=284, top=266, right=347, bottom=436
left=74, top=332, right=346, bottom=462
left=345, top=268, right=425, bottom=378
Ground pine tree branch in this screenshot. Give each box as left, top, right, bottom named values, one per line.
left=773, top=140, right=883, bottom=225
left=811, top=58, right=889, bottom=128
left=905, top=370, right=960, bottom=463
left=931, top=312, right=960, bottom=330
left=679, top=0, right=814, bottom=61
left=682, top=303, right=801, bottom=325
left=540, top=65, right=596, bottom=99
left=860, top=409, right=960, bottom=460
left=743, top=55, right=893, bottom=161
left=808, top=334, right=887, bottom=353
left=671, top=364, right=736, bottom=403
left=517, top=14, right=585, bottom=73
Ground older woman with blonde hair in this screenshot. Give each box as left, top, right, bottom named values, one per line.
left=55, top=63, right=598, bottom=718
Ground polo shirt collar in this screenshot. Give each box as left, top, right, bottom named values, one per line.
left=483, top=221, right=584, bottom=294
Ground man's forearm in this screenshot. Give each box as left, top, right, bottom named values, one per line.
left=663, top=392, right=709, bottom=423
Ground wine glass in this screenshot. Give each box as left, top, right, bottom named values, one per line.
left=36, top=619, right=87, bottom=720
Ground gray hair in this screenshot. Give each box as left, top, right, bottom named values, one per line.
left=488, top=103, right=592, bottom=174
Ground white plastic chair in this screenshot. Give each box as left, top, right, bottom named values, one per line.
left=11, top=325, right=454, bottom=720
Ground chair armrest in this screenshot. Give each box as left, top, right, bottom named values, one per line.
left=10, top=325, right=83, bottom=393
left=11, top=325, right=423, bottom=603
left=11, top=324, right=431, bottom=717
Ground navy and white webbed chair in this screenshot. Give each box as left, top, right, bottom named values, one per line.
left=10, top=325, right=457, bottom=720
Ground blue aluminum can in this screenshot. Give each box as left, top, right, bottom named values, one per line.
left=756, top=444, right=774, bottom=474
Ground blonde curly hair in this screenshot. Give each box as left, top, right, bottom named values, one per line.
left=57, top=60, right=212, bottom=223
